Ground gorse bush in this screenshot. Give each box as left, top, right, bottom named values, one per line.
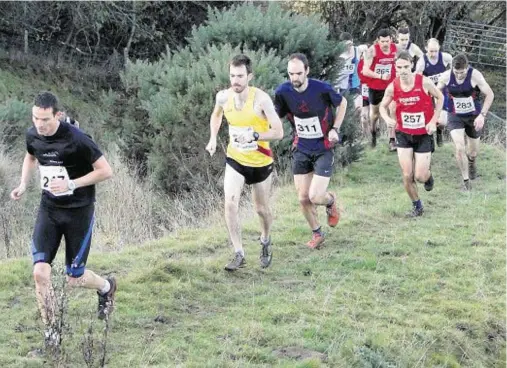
left=122, top=44, right=285, bottom=193
left=189, top=3, right=342, bottom=81
left=119, top=2, right=357, bottom=194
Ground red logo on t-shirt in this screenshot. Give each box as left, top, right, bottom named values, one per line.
left=298, top=101, right=310, bottom=113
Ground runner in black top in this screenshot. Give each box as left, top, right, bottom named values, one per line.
left=10, top=91, right=117, bottom=348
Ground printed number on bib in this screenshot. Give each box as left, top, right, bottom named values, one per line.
left=374, top=64, right=392, bottom=78
left=453, top=96, right=475, bottom=114
left=294, top=116, right=323, bottom=139
left=342, top=62, right=355, bottom=75
left=39, top=165, right=74, bottom=196
left=361, top=84, right=369, bottom=98
left=229, top=126, right=258, bottom=152
left=401, top=112, right=426, bottom=129
left=429, top=73, right=441, bottom=84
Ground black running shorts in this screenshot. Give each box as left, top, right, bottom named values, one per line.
left=395, top=131, right=434, bottom=153
left=32, top=203, right=95, bottom=277
left=226, top=157, right=273, bottom=185
left=368, top=88, right=386, bottom=106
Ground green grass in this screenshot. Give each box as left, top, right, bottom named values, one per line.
left=0, top=142, right=504, bottom=367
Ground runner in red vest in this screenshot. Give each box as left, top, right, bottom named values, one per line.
left=379, top=51, right=444, bottom=217
left=362, top=29, right=399, bottom=150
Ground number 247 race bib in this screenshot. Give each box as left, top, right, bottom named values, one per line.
left=39, top=165, right=74, bottom=196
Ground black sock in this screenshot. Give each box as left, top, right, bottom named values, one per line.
left=389, top=137, right=395, bottom=143
left=312, top=226, right=322, bottom=235
left=412, top=199, right=422, bottom=210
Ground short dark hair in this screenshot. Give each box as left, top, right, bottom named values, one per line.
left=396, top=50, right=413, bottom=63
left=288, top=53, right=309, bottom=69
left=34, top=91, right=59, bottom=115
left=230, top=54, right=252, bottom=74
left=452, top=53, right=469, bottom=69
left=377, top=28, right=391, bottom=39
left=398, top=27, right=410, bottom=35
left=339, top=32, right=353, bottom=42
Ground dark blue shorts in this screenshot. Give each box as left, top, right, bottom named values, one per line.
left=292, top=148, right=335, bottom=177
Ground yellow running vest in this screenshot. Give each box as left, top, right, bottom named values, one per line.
left=223, top=87, right=273, bottom=167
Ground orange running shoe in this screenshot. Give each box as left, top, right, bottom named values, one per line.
left=307, top=232, right=325, bottom=249
left=326, top=192, right=340, bottom=227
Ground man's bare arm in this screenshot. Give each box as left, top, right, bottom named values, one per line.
left=379, top=83, right=396, bottom=126
left=362, top=45, right=381, bottom=79
left=209, top=90, right=227, bottom=140
left=436, top=70, right=451, bottom=91
left=423, top=77, right=444, bottom=122
left=259, top=92, right=284, bottom=141
left=473, top=70, right=494, bottom=114
left=415, top=57, right=425, bottom=74
left=442, top=52, right=453, bottom=67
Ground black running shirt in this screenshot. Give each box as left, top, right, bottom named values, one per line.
left=26, top=122, right=103, bottom=208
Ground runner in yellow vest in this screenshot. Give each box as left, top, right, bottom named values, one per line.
left=206, top=54, right=284, bottom=271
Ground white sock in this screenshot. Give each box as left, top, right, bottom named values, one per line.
left=236, top=249, right=245, bottom=257
left=99, top=279, right=111, bottom=295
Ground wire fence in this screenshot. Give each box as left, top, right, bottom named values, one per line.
left=444, top=19, right=506, bottom=68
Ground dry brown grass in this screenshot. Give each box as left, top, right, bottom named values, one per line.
left=0, top=144, right=229, bottom=259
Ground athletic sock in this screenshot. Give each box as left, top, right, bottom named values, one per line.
left=412, top=199, right=422, bottom=210
left=99, top=279, right=111, bottom=295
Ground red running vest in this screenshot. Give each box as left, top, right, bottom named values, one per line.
left=368, top=43, right=397, bottom=90
left=393, top=74, right=435, bottom=135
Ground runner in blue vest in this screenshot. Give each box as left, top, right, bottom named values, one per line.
left=396, top=27, right=424, bottom=71
left=437, top=53, right=495, bottom=190
left=416, top=38, right=453, bottom=146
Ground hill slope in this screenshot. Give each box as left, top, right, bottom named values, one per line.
left=0, top=143, right=505, bottom=367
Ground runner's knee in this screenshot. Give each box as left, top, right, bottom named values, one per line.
left=33, top=265, right=51, bottom=285
left=255, top=203, right=270, bottom=218
left=298, top=194, right=311, bottom=207
left=224, top=199, right=239, bottom=213
left=308, top=191, right=326, bottom=204
left=66, top=272, right=86, bottom=285
left=414, top=171, right=429, bottom=183
left=402, top=171, right=414, bottom=183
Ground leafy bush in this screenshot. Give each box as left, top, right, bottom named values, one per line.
left=118, top=2, right=359, bottom=193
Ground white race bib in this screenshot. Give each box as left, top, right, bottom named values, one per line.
left=294, top=116, right=323, bottom=139
left=453, top=96, right=476, bottom=114
left=39, top=165, right=74, bottom=196
left=401, top=112, right=426, bottom=129
left=229, top=126, right=258, bottom=152
left=361, top=84, right=369, bottom=98
left=342, top=62, right=355, bottom=75
left=374, top=64, right=392, bottom=78
left=429, top=73, right=441, bottom=85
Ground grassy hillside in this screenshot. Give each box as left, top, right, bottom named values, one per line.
left=0, top=142, right=504, bottom=367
